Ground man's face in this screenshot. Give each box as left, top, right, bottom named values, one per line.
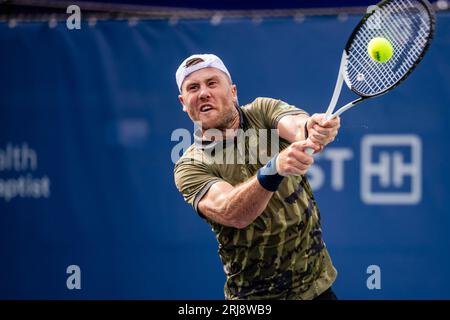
left=179, top=67, right=237, bottom=130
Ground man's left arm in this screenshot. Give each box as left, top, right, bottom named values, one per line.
left=278, top=113, right=341, bottom=149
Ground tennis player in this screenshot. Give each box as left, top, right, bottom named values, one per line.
left=174, top=54, right=340, bottom=300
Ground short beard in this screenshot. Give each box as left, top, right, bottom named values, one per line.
left=208, top=110, right=236, bottom=131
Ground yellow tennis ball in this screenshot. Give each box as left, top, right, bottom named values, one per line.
left=367, top=37, right=393, bottom=63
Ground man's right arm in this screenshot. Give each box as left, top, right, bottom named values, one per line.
left=197, top=140, right=320, bottom=229
left=197, top=177, right=272, bottom=229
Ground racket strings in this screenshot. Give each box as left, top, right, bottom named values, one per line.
left=345, top=0, right=433, bottom=96
left=387, top=1, right=430, bottom=59
left=349, top=0, right=431, bottom=93
left=368, top=0, right=428, bottom=73
left=352, top=1, right=427, bottom=89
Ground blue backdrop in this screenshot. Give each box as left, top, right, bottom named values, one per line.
left=1, top=11, right=449, bottom=299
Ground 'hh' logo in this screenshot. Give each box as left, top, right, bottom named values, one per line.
left=361, top=135, right=422, bottom=205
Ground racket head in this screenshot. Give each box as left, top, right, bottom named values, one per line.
left=342, top=0, right=436, bottom=98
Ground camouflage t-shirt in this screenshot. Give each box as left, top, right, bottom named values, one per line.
left=174, top=97, right=337, bottom=300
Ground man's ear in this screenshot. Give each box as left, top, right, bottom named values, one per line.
left=179, top=94, right=188, bottom=112
left=231, top=84, right=238, bottom=105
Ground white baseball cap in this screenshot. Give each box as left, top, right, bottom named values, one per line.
left=175, top=54, right=232, bottom=92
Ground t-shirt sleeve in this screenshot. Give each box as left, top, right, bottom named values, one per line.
left=248, top=97, right=309, bottom=129
left=174, top=158, right=223, bottom=215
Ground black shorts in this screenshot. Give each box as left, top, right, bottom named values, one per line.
left=313, top=287, right=338, bottom=300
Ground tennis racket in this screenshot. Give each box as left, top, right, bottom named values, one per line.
left=306, top=0, right=435, bottom=155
